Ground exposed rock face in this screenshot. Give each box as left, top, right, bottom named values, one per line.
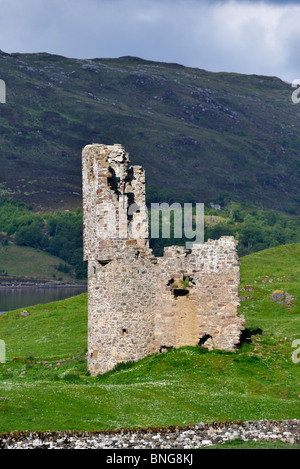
left=82, top=144, right=245, bottom=376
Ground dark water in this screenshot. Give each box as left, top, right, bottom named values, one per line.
left=0, top=286, right=87, bottom=314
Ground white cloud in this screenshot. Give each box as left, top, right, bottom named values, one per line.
left=0, top=0, right=299, bottom=82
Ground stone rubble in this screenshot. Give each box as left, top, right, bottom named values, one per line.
left=0, top=420, right=298, bottom=449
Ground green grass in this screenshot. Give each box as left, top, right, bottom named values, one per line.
left=0, top=244, right=299, bottom=433
left=0, top=244, right=75, bottom=281
left=0, top=293, right=87, bottom=358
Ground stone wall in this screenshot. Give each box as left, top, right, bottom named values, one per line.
left=2, top=420, right=298, bottom=448
left=82, top=144, right=245, bottom=376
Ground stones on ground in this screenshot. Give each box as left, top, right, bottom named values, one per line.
left=20, top=310, right=29, bottom=317
left=239, top=296, right=254, bottom=302
left=271, top=290, right=296, bottom=307
left=241, top=285, right=255, bottom=292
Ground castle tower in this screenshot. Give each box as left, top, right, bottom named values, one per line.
left=82, top=144, right=245, bottom=376
left=82, top=144, right=157, bottom=375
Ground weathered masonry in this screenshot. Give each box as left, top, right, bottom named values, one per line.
left=82, top=144, right=245, bottom=376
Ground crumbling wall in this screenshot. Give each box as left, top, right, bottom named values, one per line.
left=153, top=239, right=243, bottom=352
left=82, top=144, right=245, bottom=376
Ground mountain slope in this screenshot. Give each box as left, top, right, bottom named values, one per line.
left=0, top=51, right=299, bottom=212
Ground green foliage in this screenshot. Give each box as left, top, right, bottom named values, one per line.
left=0, top=199, right=87, bottom=279
left=148, top=198, right=300, bottom=257
left=45, top=211, right=86, bottom=279
left=146, top=184, right=175, bottom=205
left=180, top=276, right=190, bottom=288
left=62, top=372, right=81, bottom=383
left=57, top=263, right=70, bottom=274
left=1, top=195, right=300, bottom=276
left=15, top=223, right=48, bottom=249
left=0, top=198, right=32, bottom=235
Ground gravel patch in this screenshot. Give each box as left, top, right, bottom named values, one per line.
left=0, top=419, right=299, bottom=449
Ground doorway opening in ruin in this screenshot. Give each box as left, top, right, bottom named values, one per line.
left=198, top=334, right=212, bottom=346
left=159, top=345, right=174, bottom=353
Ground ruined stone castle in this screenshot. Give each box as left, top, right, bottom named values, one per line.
left=82, top=144, right=245, bottom=376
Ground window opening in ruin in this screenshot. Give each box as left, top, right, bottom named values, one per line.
left=92, top=266, right=96, bottom=275
left=125, top=167, right=135, bottom=185
left=127, top=192, right=136, bottom=226
left=168, top=276, right=191, bottom=297
left=107, top=166, right=121, bottom=197
left=88, top=158, right=94, bottom=180
left=98, top=260, right=112, bottom=266
left=174, top=288, right=189, bottom=297
left=122, top=328, right=128, bottom=335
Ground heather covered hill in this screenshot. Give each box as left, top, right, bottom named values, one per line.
left=0, top=51, right=299, bottom=213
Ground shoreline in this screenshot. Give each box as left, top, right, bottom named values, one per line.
left=0, top=276, right=87, bottom=289
left=0, top=284, right=87, bottom=289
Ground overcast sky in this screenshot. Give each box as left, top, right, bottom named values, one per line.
left=0, top=0, right=299, bottom=82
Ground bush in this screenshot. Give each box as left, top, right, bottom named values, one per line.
left=15, top=224, right=48, bottom=249
left=62, top=372, right=81, bottom=383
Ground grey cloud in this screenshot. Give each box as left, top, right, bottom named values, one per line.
left=0, top=0, right=299, bottom=82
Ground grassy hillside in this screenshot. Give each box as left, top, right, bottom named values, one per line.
left=0, top=244, right=77, bottom=283
left=0, top=244, right=299, bottom=433
left=0, top=51, right=299, bottom=213
left=0, top=199, right=86, bottom=280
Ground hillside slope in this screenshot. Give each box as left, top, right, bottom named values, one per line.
left=0, top=51, right=299, bottom=212
left=0, top=244, right=299, bottom=432
left=0, top=244, right=81, bottom=285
